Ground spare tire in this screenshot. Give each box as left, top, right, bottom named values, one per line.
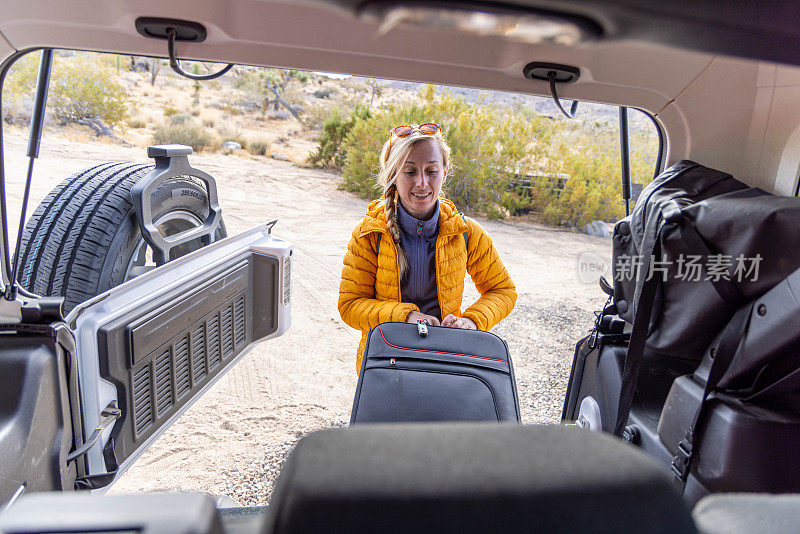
left=18, top=161, right=227, bottom=314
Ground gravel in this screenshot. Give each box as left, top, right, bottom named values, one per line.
left=216, top=421, right=349, bottom=506
left=492, top=299, right=596, bottom=424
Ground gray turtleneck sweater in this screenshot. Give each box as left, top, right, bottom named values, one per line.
left=397, top=200, right=441, bottom=320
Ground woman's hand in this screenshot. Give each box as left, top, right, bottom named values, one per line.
left=441, top=314, right=477, bottom=330
left=406, top=310, right=441, bottom=326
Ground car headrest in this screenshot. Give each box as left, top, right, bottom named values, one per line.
left=264, top=423, right=696, bottom=534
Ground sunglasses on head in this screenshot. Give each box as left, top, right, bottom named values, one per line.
left=388, top=123, right=441, bottom=149
left=390, top=123, right=441, bottom=138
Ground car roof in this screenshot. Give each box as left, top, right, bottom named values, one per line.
left=3, top=0, right=800, bottom=193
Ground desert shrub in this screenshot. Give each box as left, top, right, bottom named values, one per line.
left=267, top=110, right=292, bottom=121
left=530, top=121, right=658, bottom=228
left=314, top=88, right=334, bottom=99
left=216, top=121, right=248, bottom=149
left=5, top=53, right=39, bottom=97
left=288, top=69, right=308, bottom=83
left=247, top=136, right=271, bottom=156
left=337, top=86, right=552, bottom=215
left=323, top=84, right=660, bottom=225
left=534, top=140, right=623, bottom=228
left=152, top=117, right=213, bottom=151
left=48, top=53, right=128, bottom=125
left=127, top=117, right=147, bottom=129
left=304, top=76, right=387, bottom=131
left=4, top=51, right=128, bottom=125
left=222, top=104, right=243, bottom=116
left=303, top=101, right=339, bottom=130
left=306, top=106, right=372, bottom=169
left=2, top=53, right=39, bottom=123
left=163, top=106, right=179, bottom=117
left=169, top=113, right=192, bottom=124
left=629, top=128, right=660, bottom=184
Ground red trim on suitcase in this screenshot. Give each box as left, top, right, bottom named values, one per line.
left=377, top=325, right=507, bottom=363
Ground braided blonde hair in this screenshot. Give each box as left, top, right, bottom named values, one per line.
left=377, top=130, right=452, bottom=283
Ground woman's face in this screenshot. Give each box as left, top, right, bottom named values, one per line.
left=395, top=139, right=445, bottom=220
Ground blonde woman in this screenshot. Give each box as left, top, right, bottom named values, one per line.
left=338, top=123, right=517, bottom=373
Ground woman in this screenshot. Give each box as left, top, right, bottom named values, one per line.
left=338, top=123, right=517, bottom=374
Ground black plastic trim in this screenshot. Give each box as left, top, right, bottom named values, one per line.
left=0, top=322, right=77, bottom=506
left=95, top=252, right=278, bottom=467
left=135, top=17, right=207, bottom=42
left=523, top=62, right=581, bottom=84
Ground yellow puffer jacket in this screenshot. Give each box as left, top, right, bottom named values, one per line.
left=338, top=197, right=517, bottom=374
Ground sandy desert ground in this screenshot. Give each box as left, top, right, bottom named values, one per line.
left=3, top=131, right=612, bottom=504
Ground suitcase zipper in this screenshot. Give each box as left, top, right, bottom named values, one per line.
left=377, top=326, right=508, bottom=364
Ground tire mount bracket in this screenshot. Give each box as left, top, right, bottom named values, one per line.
left=131, top=144, right=224, bottom=266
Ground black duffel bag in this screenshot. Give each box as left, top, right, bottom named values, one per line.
left=612, top=160, right=748, bottom=360
left=611, top=160, right=800, bottom=435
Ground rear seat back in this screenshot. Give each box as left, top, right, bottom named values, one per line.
left=264, top=423, right=696, bottom=534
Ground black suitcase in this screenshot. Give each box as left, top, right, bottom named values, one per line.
left=351, top=322, right=520, bottom=424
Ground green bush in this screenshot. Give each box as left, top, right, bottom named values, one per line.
left=48, top=54, right=128, bottom=125
left=337, top=86, right=553, bottom=215
left=163, top=106, right=179, bottom=117
left=152, top=117, right=213, bottom=151
left=306, top=106, right=372, bottom=169
left=289, top=69, right=308, bottom=83
left=4, top=51, right=128, bottom=126
left=537, top=140, right=624, bottom=228
left=3, top=53, right=39, bottom=121
left=529, top=122, right=657, bottom=228
left=314, top=85, right=659, bottom=226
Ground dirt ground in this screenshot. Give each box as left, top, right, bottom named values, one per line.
left=3, top=131, right=612, bottom=503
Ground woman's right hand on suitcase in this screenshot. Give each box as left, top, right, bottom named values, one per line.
left=442, top=314, right=477, bottom=330
left=406, top=311, right=440, bottom=326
